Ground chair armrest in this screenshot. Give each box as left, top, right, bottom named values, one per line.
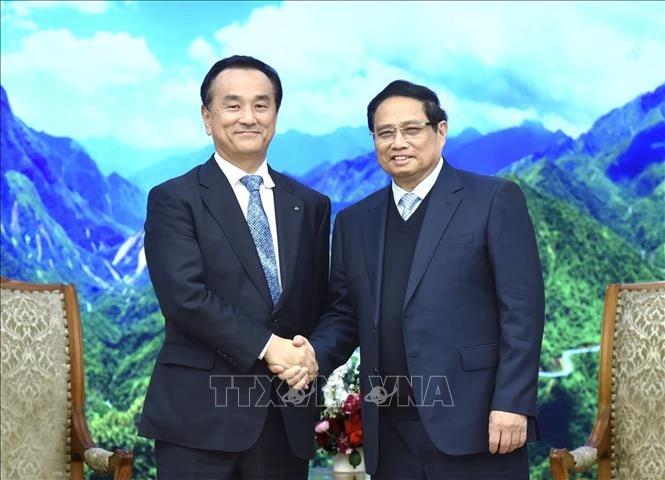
left=71, top=406, right=133, bottom=479
left=569, top=446, right=598, bottom=470
left=550, top=446, right=598, bottom=479
left=549, top=404, right=610, bottom=480
left=84, top=448, right=133, bottom=478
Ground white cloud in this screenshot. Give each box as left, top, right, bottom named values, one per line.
left=0, top=8, right=38, bottom=30
left=6, top=0, right=111, bottom=16
left=2, top=75, right=207, bottom=149
left=118, top=113, right=207, bottom=149
left=0, top=2, right=36, bottom=32
left=277, top=60, right=417, bottom=134
left=0, top=28, right=169, bottom=148
left=188, top=36, right=218, bottom=67
left=79, top=105, right=112, bottom=133
left=160, top=78, right=201, bottom=106
left=1, top=29, right=162, bottom=93
left=208, top=1, right=665, bottom=137
left=2, top=1, right=663, bottom=152
left=477, top=104, right=539, bottom=130
left=541, top=114, right=586, bottom=138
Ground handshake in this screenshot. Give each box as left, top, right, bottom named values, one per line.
left=264, top=335, right=318, bottom=391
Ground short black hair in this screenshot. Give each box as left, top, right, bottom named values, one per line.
left=200, top=55, right=283, bottom=111
left=367, top=80, right=448, bottom=131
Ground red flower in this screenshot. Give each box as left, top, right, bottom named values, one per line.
left=344, top=414, right=363, bottom=447
left=342, top=392, right=361, bottom=415
left=315, top=377, right=364, bottom=456
left=349, top=430, right=363, bottom=447
left=316, top=433, right=328, bottom=448
left=327, top=417, right=341, bottom=435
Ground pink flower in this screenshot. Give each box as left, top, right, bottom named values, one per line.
left=315, top=420, right=330, bottom=433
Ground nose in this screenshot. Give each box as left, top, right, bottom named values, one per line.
left=239, top=106, right=257, bottom=124
left=391, top=129, right=408, bottom=148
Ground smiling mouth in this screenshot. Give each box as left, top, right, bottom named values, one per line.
left=391, top=155, right=413, bottom=162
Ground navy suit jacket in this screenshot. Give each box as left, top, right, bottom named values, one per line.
left=138, top=155, right=330, bottom=459
left=310, top=161, right=545, bottom=474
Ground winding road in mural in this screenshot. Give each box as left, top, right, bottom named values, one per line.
left=539, top=345, right=601, bottom=378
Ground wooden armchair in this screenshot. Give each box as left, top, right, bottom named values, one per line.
left=549, top=281, right=665, bottom=479
left=0, top=278, right=133, bottom=479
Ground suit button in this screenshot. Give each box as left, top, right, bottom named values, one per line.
left=271, top=314, right=279, bottom=323
left=372, top=327, right=376, bottom=333
left=373, top=368, right=379, bottom=374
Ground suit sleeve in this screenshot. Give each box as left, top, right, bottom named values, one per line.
left=487, top=180, right=545, bottom=418
left=313, top=197, right=332, bottom=320
left=309, top=212, right=359, bottom=378
left=144, top=184, right=272, bottom=374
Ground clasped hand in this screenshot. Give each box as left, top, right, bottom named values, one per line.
left=264, top=335, right=317, bottom=391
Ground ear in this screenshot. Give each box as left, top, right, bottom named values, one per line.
left=201, top=104, right=212, bottom=136
left=438, top=121, right=448, bottom=148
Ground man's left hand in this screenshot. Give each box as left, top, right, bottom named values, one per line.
left=488, top=410, right=527, bottom=454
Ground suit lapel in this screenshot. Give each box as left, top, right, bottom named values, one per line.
left=271, top=169, right=304, bottom=311
left=403, top=162, right=463, bottom=309
left=362, top=187, right=390, bottom=328
left=199, top=156, right=273, bottom=309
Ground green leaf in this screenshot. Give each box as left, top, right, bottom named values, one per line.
left=349, top=449, right=361, bottom=468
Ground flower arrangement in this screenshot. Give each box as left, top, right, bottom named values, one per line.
left=315, top=349, right=363, bottom=468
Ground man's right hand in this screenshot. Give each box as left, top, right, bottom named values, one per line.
left=291, top=335, right=319, bottom=383
left=265, top=335, right=318, bottom=390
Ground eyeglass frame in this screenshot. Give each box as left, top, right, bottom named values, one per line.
left=370, top=121, right=436, bottom=143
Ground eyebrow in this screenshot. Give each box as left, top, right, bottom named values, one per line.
left=222, top=94, right=272, bottom=103
left=374, top=120, right=427, bottom=130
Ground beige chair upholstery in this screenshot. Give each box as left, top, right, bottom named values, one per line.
left=0, top=278, right=132, bottom=479
left=550, top=281, right=665, bottom=479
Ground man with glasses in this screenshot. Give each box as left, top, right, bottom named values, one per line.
left=139, top=55, right=329, bottom=479
left=301, top=80, right=545, bottom=479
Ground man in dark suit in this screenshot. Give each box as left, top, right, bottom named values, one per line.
left=139, top=55, right=328, bottom=479
left=301, top=80, right=545, bottom=479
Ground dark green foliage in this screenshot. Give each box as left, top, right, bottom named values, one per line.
left=80, top=287, right=163, bottom=479
left=511, top=179, right=661, bottom=368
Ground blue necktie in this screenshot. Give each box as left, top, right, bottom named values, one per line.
left=240, top=175, right=281, bottom=306
left=398, top=192, right=420, bottom=220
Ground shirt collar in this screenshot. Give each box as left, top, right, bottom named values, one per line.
left=391, top=157, right=443, bottom=203
left=214, top=152, right=275, bottom=189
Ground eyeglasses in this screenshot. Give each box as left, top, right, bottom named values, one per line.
left=371, top=121, right=431, bottom=143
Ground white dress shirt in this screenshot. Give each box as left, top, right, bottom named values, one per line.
left=391, top=157, right=444, bottom=211
left=214, top=153, right=280, bottom=359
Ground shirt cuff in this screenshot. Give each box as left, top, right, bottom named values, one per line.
left=258, top=334, right=274, bottom=360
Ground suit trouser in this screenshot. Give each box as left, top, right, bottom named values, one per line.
left=373, top=407, right=529, bottom=480
left=155, top=405, right=308, bottom=480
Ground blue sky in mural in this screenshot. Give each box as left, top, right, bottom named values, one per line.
left=1, top=0, right=664, bottom=153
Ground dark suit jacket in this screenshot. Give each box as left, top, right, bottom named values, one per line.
left=138, top=155, right=330, bottom=459
left=310, top=161, right=545, bottom=474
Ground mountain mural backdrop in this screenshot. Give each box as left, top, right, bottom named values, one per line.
left=1, top=82, right=663, bottom=479
left=1, top=86, right=147, bottom=300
